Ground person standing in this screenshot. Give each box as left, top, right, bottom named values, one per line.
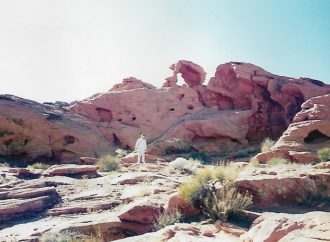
left=135, top=134, right=147, bottom=164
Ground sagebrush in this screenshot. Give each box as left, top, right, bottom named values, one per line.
left=261, top=138, right=275, bottom=153
left=267, top=157, right=290, bottom=167
left=178, top=164, right=252, bottom=222
left=30, top=162, right=50, bottom=170
left=153, top=208, right=182, bottom=231
left=41, top=230, right=102, bottom=242
left=97, top=155, right=120, bottom=172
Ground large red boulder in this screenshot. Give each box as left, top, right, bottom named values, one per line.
left=164, top=60, right=207, bottom=88
left=256, top=94, right=330, bottom=164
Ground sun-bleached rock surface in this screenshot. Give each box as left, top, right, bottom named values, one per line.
left=116, top=222, right=244, bottom=242
left=256, top=94, right=330, bottom=164
left=240, top=211, right=330, bottom=242
left=43, top=164, right=98, bottom=177
left=0, top=159, right=329, bottom=241
left=0, top=183, right=60, bottom=223
left=0, top=162, right=184, bottom=241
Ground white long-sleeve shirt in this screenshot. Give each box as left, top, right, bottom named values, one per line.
left=135, top=137, right=147, bottom=152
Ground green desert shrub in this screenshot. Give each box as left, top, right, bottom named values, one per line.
left=267, top=157, right=290, bottom=167
left=317, top=148, right=330, bottom=162
left=97, top=155, right=120, bottom=172
left=29, top=162, right=50, bottom=170
left=261, top=138, right=275, bottom=153
left=178, top=164, right=252, bottom=222
left=153, top=208, right=182, bottom=231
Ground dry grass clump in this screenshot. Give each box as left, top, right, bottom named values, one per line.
left=202, top=184, right=253, bottom=221
left=178, top=164, right=252, bottom=222
left=267, top=157, right=290, bottom=167
left=136, top=185, right=153, bottom=198
left=247, top=157, right=260, bottom=168
left=97, top=155, right=120, bottom=172
left=317, top=148, right=330, bottom=162
left=213, top=163, right=240, bottom=183
left=41, top=231, right=102, bottom=242
left=261, top=138, right=275, bottom=153
left=29, top=162, right=50, bottom=170
left=153, top=208, right=182, bottom=231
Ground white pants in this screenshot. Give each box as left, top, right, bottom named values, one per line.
left=137, top=150, right=145, bottom=163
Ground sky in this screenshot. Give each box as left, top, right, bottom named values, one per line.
left=0, top=0, right=329, bottom=103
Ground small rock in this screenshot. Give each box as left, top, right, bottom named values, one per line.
left=203, top=231, right=215, bottom=237
left=268, top=171, right=277, bottom=175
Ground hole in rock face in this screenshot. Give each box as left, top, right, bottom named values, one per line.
left=95, top=107, right=113, bottom=122
left=187, top=105, right=194, bottom=110
left=177, top=76, right=185, bottom=86
left=169, top=108, right=175, bottom=111
left=4, top=139, right=13, bottom=146
left=46, top=113, right=62, bottom=121
left=304, top=130, right=330, bottom=144
left=177, top=94, right=185, bottom=100
left=64, top=135, right=75, bottom=145
left=113, top=133, right=122, bottom=146
left=118, top=119, right=122, bottom=122
left=132, top=117, right=136, bottom=121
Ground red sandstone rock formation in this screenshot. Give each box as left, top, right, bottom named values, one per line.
left=256, top=94, right=330, bottom=164
left=1, top=61, right=330, bottom=162
left=163, top=60, right=206, bottom=87
left=110, top=77, right=156, bottom=91
left=0, top=95, right=112, bottom=163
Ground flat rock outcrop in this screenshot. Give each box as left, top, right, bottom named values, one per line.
left=240, top=211, right=330, bottom=242
left=256, top=94, right=330, bottom=164
left=43, top=164, right=98, bottom=177
left=0, top=185, right=60, bottom=223
left=0, top=162, right=185, bottom=241
left=236, top=164, right=330, bottom=206
left=116, top=222, right=243, bottom=242
left=1, top=61, right=330, bottom=162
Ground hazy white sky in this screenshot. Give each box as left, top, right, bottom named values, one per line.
left=0, top=0, right=329, bottom=103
